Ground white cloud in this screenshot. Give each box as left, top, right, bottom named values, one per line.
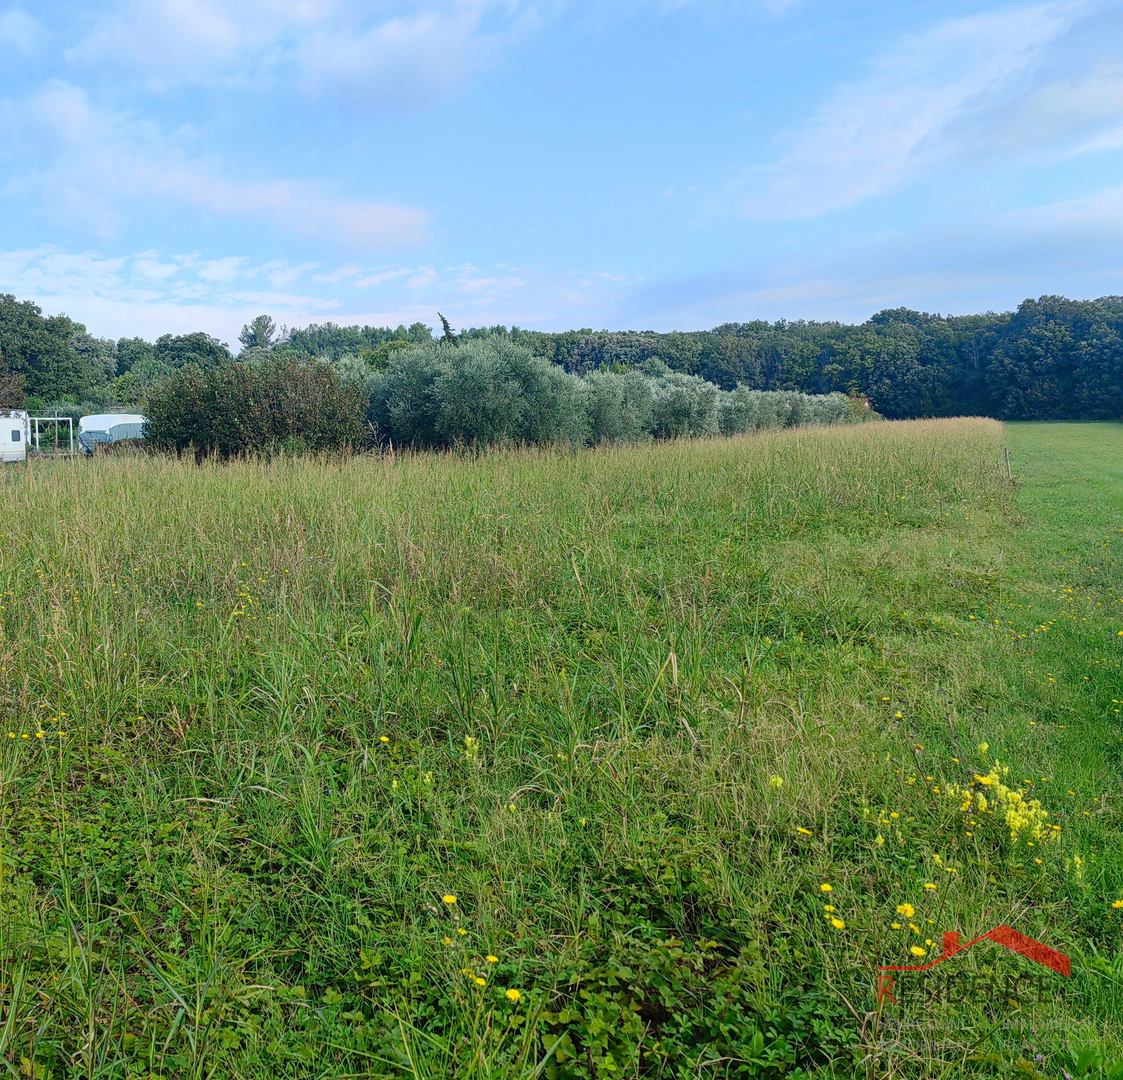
left=0, top=243, right=638, bottom=340
left=0, top=9, right=38, bottom=51
left=741, top=1, right=1104, bottom=219
left=407, top=267, right=440, bottom=288
left=1003, top=182, right=1123, bottom=233
left=67, top=0, right=330, bottom=84
left=354, top=267, right=413, bottom=288
left=0, top=82, right=429, bottom=247
left=67, top=0, right=541, bottom=111
left=313, top=265, right=365, bottom=284
left=197, top=257, right=248, bottom=283
left=296, top=5, right=503, bottom=110
left=258, top=261, right=320, bottom=287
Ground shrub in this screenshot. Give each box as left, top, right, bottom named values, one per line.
left=647, top=372, right=720, bottom=439
left=370, top=340, right=588, bottom=448
left=584, top=369, right=653, bottom=443
left=144, top=358, right=365, bottom=458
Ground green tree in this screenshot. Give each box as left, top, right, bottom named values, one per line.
left=144, top=358, right=364, bottom=458
left=239, top=315, right=278, bottom=350
left=117, top=337, right=155, bottom=374
left=0, top=294, right=86, bottom=401
left=0, top=357, right=26, bottom=407
left=153, top=332, right=232, bottom=371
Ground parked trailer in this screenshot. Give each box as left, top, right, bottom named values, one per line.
left=1, top=409, right=30, bottom=464
left=78, top=414, right=146, bottom=454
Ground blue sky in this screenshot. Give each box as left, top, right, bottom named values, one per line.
left=2, top=0, right=1123, bottom=344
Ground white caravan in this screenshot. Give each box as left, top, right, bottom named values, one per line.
left=1, top=409, right=30, bottom=464
left=78, top=414, right=146, bottom=454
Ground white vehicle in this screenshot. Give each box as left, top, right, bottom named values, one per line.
left=1, top=409, right=30, bottom=464
left=78, top=413, right=146, bottom=454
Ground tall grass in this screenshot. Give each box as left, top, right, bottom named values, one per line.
left=0, top=418, right=1118, bottom=1078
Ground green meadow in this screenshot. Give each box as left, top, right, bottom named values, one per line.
left=0, top=419, right=1121, bottom=1079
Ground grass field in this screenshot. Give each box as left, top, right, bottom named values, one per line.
left=0, top=419, right=1121, bottom=1079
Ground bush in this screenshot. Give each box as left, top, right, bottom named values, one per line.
left=144, top=358, right=365, bottom=458
left=584, top=369, right=653, bottom=443
left=370, top=340, right=588, bottom=448
left=363, top=343, right=861, bottom=451
left=648, top=372, right=720, bottom=439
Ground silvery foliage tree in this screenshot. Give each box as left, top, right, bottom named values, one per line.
left=720, top=387, right=852, bottom=435
left=367, top=347, right=445, bottom=447
left=433, top=340, right=588, bottom=446
left=582, top=369, right=653, bottom=443
left=366, top=340, right=588, bottom=448
left=647, top=370, right=721, bottom=439
left=364, top=339, right=857, bottom=449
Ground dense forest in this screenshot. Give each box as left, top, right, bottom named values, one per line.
left=2, top=292, right=1122, bottom=422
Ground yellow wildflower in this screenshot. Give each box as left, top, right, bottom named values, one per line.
left=896, top=903, right=915, bottom=918
left=909, top=946, right=927, bottom=957
left=505, top=989, right=521, bottom=1003
left=819, top=884, right=832, bottom=893
left=829, top=918, right=845, bottom=929
left=443, top=895, right=457, bottom=905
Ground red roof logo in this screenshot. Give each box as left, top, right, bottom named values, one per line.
left=879, top=924, right=1069, bottom=978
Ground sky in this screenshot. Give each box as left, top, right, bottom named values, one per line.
left=2, top=0, right=1123, bottom=345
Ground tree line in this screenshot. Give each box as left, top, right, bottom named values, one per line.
left=2, top=292, right=1122, bottom=439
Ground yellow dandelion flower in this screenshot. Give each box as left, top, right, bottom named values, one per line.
left=923, top=883, right=937, bottom=890
left=442, top=936, right=452, bottom=945
left=443, top=895, right=457, bottom=905
left=823, top=904, right=836, bottom=912
left=889, top=812, right=899, bottom=819
left=819, top=884, right=832, bottom=893
left=505, top=989, right=521, bottom=1003
left=796, top=827, right=813, bottom=835
left=896, top=903, right=915, bottom=918
left=1113, top=901, right=1123, bottom=909
left=486, top=955, right=499, bottom=963
left=830, top=918, right=845, bottom=929
left=891, top=922, right=902, bottom=929
left=909, top=946, right=927, bottom=957
left=457, top=928, right=468, bottom=935
left=380, top=736, right=389, bottom=743
left=473, top=977, right=486, bottom=987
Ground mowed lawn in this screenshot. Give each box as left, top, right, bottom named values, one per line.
left=0, top=419, right=1121, bottom=1079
